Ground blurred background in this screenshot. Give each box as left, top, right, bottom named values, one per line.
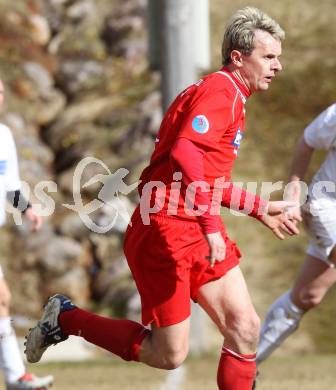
left=0, top=0, right=335, bottom=388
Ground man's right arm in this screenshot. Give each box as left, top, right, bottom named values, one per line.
left=170, top=137, right=226, bottom=266
left=285, top=135, right=314, bottom=208
left=288, top=103, right=336, bottom=206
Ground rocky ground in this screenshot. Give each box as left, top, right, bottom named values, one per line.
left=0, top=0, right=161, bottom=322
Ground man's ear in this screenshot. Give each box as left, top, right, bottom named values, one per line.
left=230, top=50, right=243, bottom=68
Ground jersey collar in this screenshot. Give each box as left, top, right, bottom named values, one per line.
left=218, top=67, right=251, bottom=102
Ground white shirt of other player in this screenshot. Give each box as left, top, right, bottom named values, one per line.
left=0, top=123, right=21, bottom=226
left=304, top=103, right=336, bottom=199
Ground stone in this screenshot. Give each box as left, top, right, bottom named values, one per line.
left=92, top=256, right=130, bottom=300
left=89, top=234, right=122, bottom=266
left=23, top=61, right=54, bottom=92
left=38, top=235, right=84, bottom=275
left=48, top=33, right=65, bottom=55
left=15, top=222, right=54, bottom=250
left=94, top=195, right=135, bottom=234
left=57, top=60, right=105, bottom=95
left=98, top=276, right=136, bottom=311
left=2, top=113, right=26, bottom=135
left=11, top=79, right=35, bottom=99
left=44, top=266, right=91, bottom=307
left=57, top=157, right=115, bottom=195
left=35, top=89, right=66, bottom=125
left=45, top=96, right=123, bottom=151
left=22, top=62, right=67, bottom=125
left=58, top=212, right=92, bottom=240
left=66, top=0, right=96, bottom=21
left=0, top=0, right=156, bottom=331
left=27, top=14, right=51, bottom=45
left=48, top=0, right=69, bottom=6
left=11, top=272, right=43, bottom=317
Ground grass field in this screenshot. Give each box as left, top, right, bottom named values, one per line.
left=18, top=354, right=336, bottom=390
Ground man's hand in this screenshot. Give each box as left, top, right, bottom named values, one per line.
left=25, top=207, right=42, bottom=232
left=283, top=179, right=303, bottom=225
left=261, top=201, right=300, bottom=240
left=205, top=232, right=226, bottom=267
left=284, top=205, right=302, bottom=225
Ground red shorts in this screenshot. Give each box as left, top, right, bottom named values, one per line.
left=123, top=208, right=241, bottom=327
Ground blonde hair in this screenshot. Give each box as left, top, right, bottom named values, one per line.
left=222, top=7, right=285, bottom=65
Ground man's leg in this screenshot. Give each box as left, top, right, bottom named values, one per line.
left=257, top=253, right=336, bottom=364
left=196, top=265, right=259, bottom=390
left=61, top=305, right=190, bottom=369
left=0, top=278, right=25, bottom=383
left=0, top=277, right=53, bottom=389
left=26, top=294, right=190, bottom=370
left=139, top=320, right=189, bottom=369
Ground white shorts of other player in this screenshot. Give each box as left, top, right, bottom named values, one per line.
left=302, top=196, right=336, bottom=267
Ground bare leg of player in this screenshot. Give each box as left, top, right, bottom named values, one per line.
left=257, top=253, right=336, bottom=365
left=0, top=278, right=53, bottom=389
left=139, top=319, right=190, bottom=369
left=197, top=265, right=259, bottom=390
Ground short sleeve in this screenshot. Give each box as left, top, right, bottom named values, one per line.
left=2, top=125, right=21, bottom=191
left=177, top=87, right=233, bottom=148
left=304, top=104, right=336, bottom=150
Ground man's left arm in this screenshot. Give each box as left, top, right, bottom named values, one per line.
left=6, top=190, right=42, bottom=231
left=220, top=183, right=299, bottom=239
left=5, top=128, right=42, bottom=231
left=220, top=182, right=268, bottom=220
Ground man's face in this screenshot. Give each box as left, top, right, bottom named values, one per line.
left=240, top=30, right=282, bottom=93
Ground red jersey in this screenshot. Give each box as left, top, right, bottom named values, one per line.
left=139, top=67, right=250, bottom=224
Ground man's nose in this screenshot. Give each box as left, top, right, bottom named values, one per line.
left=273, top=58, right=282, bottom=72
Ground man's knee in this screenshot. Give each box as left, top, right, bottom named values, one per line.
left=225, top=310, right=260, bottom=347
left=298, top=288, right=324, bottom=309
left=147, top=318, right=190, bottom=370
left=158, top=344, right=188, bottom=370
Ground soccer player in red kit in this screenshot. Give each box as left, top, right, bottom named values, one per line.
left=25, top=7, right=299, bottom=390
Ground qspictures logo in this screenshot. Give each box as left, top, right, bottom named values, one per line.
left=63, top=157, right=139, bottom=233
left=5, top=156, right=336, bottom=233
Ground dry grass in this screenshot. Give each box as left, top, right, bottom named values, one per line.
left=17, top=354, right=336, bottom=390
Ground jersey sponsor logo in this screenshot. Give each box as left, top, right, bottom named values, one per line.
left=231, top=128, right=243, bottom=148
left=0, top=160, right=7, bottom=175
left=192, top=115, right=209, bottom=134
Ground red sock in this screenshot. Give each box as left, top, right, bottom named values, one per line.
left=59, top=308, right=150, bottom=361
left=217, top=347, right=256, bottom=390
